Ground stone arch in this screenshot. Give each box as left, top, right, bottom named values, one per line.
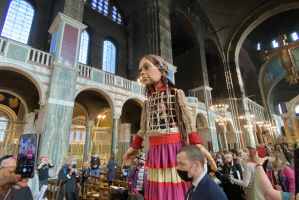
left=75, top=86, right=116, bottom=116
left=227, top=1, right=299, bottom=96
left=0, top=63, right=46, bottom=104
left=0, top=104, right=18, bottom=121
left=74, top=102, right=89, bottom=122
left=196, top=113, right=208, bottom=129
left=228, top=1, right=299, bottom=64
left=0, top=89, right=29, bottom=114
left=121, top=97, right=143, bottom=108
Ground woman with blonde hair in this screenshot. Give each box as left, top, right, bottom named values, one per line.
left=266, top=150, right=295, bottom=193
left=80, top=161, right=91, bottom=193
left=57, top=156, right=81, bottom=200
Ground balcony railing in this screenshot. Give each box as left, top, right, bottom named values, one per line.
left=244, top=97, right=266, bottom=120
left=29, top=48, right=52, bottom=66
left=0, top=37, right=7, bottom=53
left=78, top=64, right=91, bottom=77
left=78, top=63, right=133, bottom=91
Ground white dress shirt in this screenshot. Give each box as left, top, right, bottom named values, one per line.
left=192, top=171, right=207, bottom=188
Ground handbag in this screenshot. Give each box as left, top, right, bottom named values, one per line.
left=104, top=166, right=109, bottom=173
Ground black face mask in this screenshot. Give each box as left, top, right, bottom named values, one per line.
left=177, top=163, right=195, bottom=182
left=140, top=163, right=145, bottom=167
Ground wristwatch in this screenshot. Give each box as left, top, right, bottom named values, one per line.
left=255, top=164, right=263, bottom=167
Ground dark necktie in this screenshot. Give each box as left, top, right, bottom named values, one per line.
left=186, top=184, right=195, bottom=200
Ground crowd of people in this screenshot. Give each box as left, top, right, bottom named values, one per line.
left=0, top=143, right=298, bottom=200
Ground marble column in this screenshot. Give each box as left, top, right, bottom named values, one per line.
left=222, top=131, right=228, bottom=150
left=24, top=112, right=35, bottom=133
left=83, top=120, right=93, bottom=161
left=38, top=13, right=87, bottom=171
left=291, top=118, right=299, bottom=144
left=283, top=118, right=293, bottom=145
left=118, top=123, right=131, bottom=166
left=111, top=118, right=119, bottom=163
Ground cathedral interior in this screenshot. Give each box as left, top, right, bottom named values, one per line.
left=0, top=0, right=299, bottom=170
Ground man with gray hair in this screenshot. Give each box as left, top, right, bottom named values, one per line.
left=176, top=145, right=227, bottom=200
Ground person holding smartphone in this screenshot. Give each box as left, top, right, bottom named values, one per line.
left=37, top=156, right=54, bottom=188
left=57, top=156, right=81, bottom=200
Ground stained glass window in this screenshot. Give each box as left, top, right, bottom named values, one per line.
left=278, top=104, right=283, bottom=114
left=292, top=32, right=299, bottom=41
left=112, top=6, right=121, bottom=24
left=69, top=131, right=74, bottom=143
left=82, top=132, right=86, bottom=143
left=92, top=0, right=108, bottom=16
left=272, top=40, right=279, bottom=48
left=0, top=117, right=8, bottom=142
left=75, top=131, right=81, bottom=143
left=78, top=30, right=89, bottom=64
left=295, top=105, right=299, bottom=114
left=1, top=0, right=34, bottom=44
left=102, top=40, right=116, bottom=74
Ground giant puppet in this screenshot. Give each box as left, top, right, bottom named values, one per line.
left=123, top=54, right=216, bottom=200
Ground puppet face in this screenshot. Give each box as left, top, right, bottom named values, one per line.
left=139, top=57, right=163, bottom=86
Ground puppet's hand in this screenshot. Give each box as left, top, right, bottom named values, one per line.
left=123, top=147, right=139, bottom=166
left=196, top=144, right=217, bottom=171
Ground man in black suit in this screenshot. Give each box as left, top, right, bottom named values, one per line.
left=177, top=145, right=228, bottom=200
left=91, top=153, right=101, bottom=177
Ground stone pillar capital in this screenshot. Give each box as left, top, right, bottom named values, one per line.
left=281, top=113, right=295, bottom=119
left=86, top=120, right=94, bottom=127
left=110, top=112, right=121, bottom=120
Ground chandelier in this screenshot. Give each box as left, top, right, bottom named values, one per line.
left=256, top=121, right=264, bottom=126
left=239, top=114, right=254, bottom=119
left=215, top=116, right=227, bottom=126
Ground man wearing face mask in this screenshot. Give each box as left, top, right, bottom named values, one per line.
left=176, top=145, right=227, bottom=200
left=57, top=156, right=81, bottom=200
left=128, top=155, right=148, bottom=196
left=91, top=152, right=101, bottom=177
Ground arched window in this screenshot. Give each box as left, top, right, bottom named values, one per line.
left=272, top=40, right=279, bottom=48
left=257, top=43, right=261, bottom=50
left=112, top=6, right=121, bottom=24
left=102, top=40, right=116, bottom=74
left=1, top=0, right=34, bottom=44
left=92, top=0, right=108, bottom=16
left=278, top=103, right=283, bottom=114
left=78, top=30, right=89, bottom=64
left=0, top=116, right=8, bottom=142
left=295, top=105, right=299, bottom=115
left=292, top=32, right=299, bottom=41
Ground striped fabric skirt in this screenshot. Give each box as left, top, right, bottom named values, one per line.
left=144, top=133, right=189, bottom=200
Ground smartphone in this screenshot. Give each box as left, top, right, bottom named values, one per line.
left=258, top=147, right=266, bottom=158
left=16, top=133, right=37, bottom=178
left=295, top=147, right=299, bottom=195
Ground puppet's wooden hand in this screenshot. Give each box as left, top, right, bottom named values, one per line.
left=123, top=147, right=139, bottom=166
left=196, top=144, right=217, bottom=171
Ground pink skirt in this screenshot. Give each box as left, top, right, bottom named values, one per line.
left=144, top=141, right=189, bottom=200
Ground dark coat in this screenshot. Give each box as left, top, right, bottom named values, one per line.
left=128, top=165, right=148, bottom=191
left=191, top=174, right=228, bottom=200
left=57, top=166, right=81, bottom=200
left=107, top=159, right=116, bottom=181
left=222, top=162, right=245, bottom=200
left=81, top=167, right=91, bottom=185
left=0, top=186, right=33, bottom=200
left=91, top=157, right=101, bottom=169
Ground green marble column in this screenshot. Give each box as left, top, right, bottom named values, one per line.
left=83, top=120, right=93, bottom=162
left=38, top=13, right=87, bottom=171
left=111, top=119, right=119, bottom=164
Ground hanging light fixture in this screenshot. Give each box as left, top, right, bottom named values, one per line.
left=209, top=73, right=229, bottom=125
left=239, top=114, right=255, bottom=119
